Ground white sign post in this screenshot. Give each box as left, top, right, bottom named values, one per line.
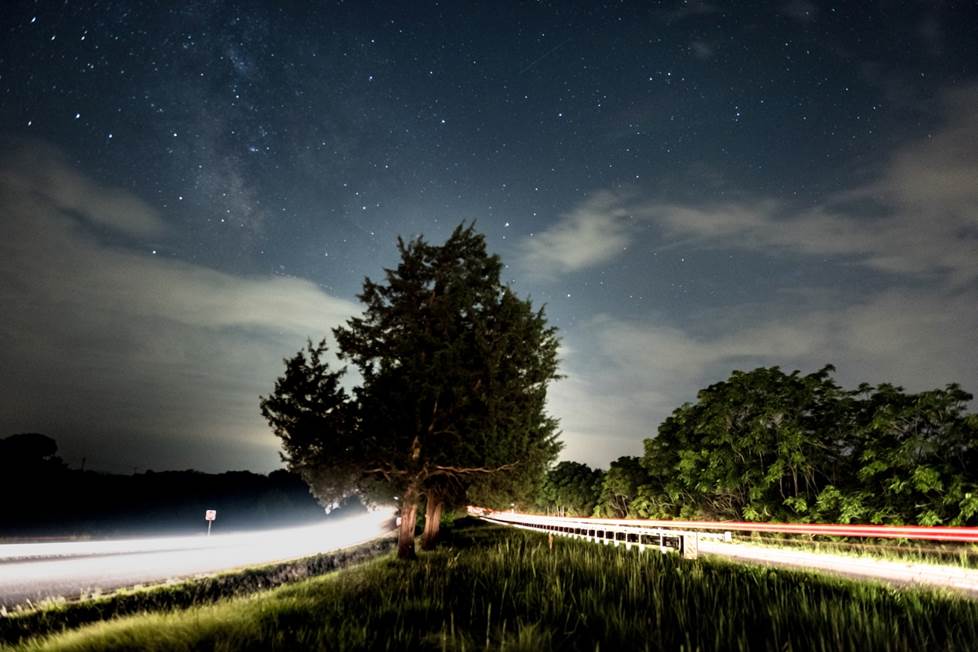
left=205, top=509, right=217, bottom=536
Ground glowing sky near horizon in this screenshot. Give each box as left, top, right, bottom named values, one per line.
left=1, top=1, right=977, bottom=473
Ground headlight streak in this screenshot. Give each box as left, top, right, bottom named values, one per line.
left=0, top=509, right=395, bottom=608
left=479, top=510, right=978, bottom=542
left=482, top=510, right=978, bottom=596
left=695, top=539, right=978, bottom=595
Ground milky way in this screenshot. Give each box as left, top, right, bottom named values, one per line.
left=1, top=2, right=976, bottom=472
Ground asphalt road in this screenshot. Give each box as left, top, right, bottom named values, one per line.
left=0, top=510, right=394, bottom=609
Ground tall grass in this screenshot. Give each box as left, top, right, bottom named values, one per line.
left=9, top=521, right=978, bottom=651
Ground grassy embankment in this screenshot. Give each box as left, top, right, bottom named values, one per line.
left=0, top=538, right=394, bottom=647
left=6, top=519, right=978, bottom=651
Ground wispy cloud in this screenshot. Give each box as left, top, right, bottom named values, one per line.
left=2, top=138, right=166, bottom=238
left=0, top=142, right=357, bottom=472
left=517, top=190, right=643, bottom=279
left=653, top=85, right=978, bottom=285
left=524, top=84, right=978, bottom=287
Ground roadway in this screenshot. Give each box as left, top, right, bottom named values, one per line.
left=0, top=510, right=394, bottom=609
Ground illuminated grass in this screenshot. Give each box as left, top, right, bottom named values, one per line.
left=731, top=532, right=978, bottom=569
left=7, top=521, right=978, bottom=651
left=0, top=537, right=394, bottom=646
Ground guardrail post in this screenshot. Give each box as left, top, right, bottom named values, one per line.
left=680, top=533, right=699, bottom=559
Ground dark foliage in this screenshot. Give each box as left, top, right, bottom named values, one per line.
left=593, top=456, right=647, bottom=518
left=261, top=224, right=562, bottom=557
left=537, top=460, right=604, bottom=516
left=0, top=434, right=327, bottom=537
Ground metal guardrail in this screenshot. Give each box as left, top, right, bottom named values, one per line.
left=477, top=509, right=978, bottom=565
left=481, top=511, right=728, bottom=559
left=477, top=509, right=978, bottom=596
left=621, top=518, right=978, bottom=542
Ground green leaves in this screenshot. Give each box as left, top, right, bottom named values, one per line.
left=593, top=456, right=647, bottom=518
left=538, top=461, right=604, bottom=516
left=638, top=366, right=978, bottom=526
left=259, top=340, right=362, bottom=506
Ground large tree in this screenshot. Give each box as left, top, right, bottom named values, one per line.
left=642, top=366, right=851, bottom=521
left=639, top=365, right=978, bottom=525
left=261, top=224, right=561, bottom=558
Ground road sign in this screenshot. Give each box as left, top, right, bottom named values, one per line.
left=205, top=509, right=217, bottom=521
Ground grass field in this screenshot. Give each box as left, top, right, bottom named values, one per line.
left=6, top=520, right=978, bottom=651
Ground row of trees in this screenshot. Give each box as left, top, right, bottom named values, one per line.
left=536, top=367, right=978, bottom=526
left=535, top=457, right=646, bottom=519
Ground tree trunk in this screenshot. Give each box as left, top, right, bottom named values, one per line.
left=397, top=486, right=419, bottom=559
left=421, top=492, right=444, bottom=550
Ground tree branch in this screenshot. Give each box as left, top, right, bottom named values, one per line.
left=363, top=466, right=407, bottom=482
left=427, top=462, right=519, bottom=478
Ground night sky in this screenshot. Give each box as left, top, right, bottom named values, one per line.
left=2, top=1, right=977, bottom=473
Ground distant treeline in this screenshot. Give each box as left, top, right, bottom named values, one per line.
left=0, top=434, right=346, bottom=537
left=537, top=366, right=978, bottom=527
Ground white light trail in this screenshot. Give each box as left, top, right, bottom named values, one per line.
left=483, top=511, right=978, bottom=596
left=697, top=539, right=978, bottom=596
left=0, top=509, right=395, bottom=608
